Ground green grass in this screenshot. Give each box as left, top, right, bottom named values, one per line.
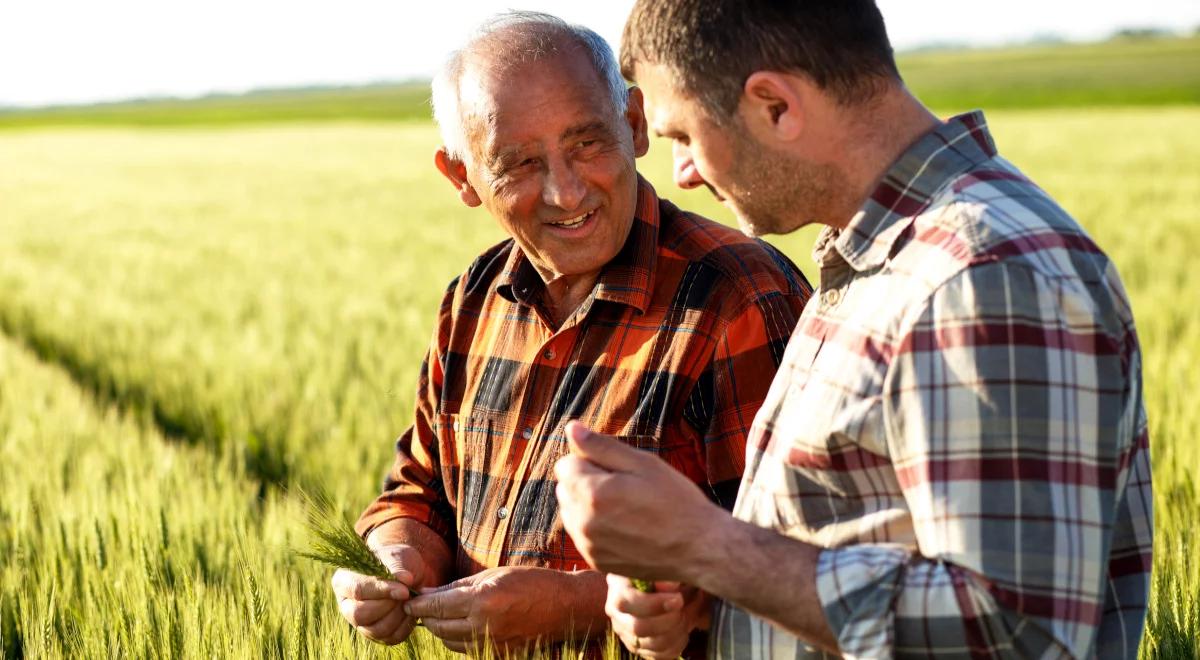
left=0, top=84, right=432, bottom=129
left=0, top=107, right=1196, bottom=656
left=0, top=35, right=1196, bottom=130
left=901, top=35, right=1200, bottom=111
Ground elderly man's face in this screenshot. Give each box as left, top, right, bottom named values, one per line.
left=440, top=49, right=649, bottom=283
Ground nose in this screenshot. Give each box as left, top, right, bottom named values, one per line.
left=673, top=142, right=704, bottom=190
left=542, top=155, right=587, bottom=211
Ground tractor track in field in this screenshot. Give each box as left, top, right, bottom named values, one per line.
left=0, top=310, right=294, bottom=495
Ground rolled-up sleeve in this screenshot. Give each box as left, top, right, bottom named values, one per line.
left=816, top=260, right=1151, bottom=658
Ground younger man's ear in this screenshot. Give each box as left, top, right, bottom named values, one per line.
left=625, top=87, right=650, bottom=158
left=434, top=148, right=482, bottom=207
left=741, top=72, right=805, bottom=141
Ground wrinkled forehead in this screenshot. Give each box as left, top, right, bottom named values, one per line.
left=458, top=53, right=621, bottom=161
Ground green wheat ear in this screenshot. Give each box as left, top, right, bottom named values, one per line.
left=293, top=488, right=418, bottom=597
left=630, top=578, right=655, bottom=593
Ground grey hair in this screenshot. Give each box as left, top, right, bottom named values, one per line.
left=431, top=10, right=629, bottom=161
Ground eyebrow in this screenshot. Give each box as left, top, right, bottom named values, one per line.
left=487, top=146, right=523, bottom=169
left=562, top=120, right=610, bottom=142
left=649, top=119, right=675, bottom=139
left=484, top=120, right=614, bottom=170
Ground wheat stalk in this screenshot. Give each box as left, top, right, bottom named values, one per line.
left=630, top=578, right=654, bottom=593
left=293, top=489, right=418, bottom=597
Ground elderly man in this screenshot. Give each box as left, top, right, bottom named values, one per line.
left=556, top=1, right=1153, bottom=658
left=330, top=11, right=811, bottom=654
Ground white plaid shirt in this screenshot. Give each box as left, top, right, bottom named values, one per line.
left=710, top=112, right=1153, bottom=659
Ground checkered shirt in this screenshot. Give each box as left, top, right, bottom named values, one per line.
left=358, top=176, right=812, bottom=576
left=710, top=112, right=1153, bottom=659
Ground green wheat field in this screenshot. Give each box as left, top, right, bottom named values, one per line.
left=2, top=36, right=1198, bottom=658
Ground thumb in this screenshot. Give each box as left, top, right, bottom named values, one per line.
left=565, top=421, right=648, bottom=473
left=416, top=574, right=470, bottom=595
left=373, top=544, right=416, bottom=586
left=652, top=580, right=683, bottom=593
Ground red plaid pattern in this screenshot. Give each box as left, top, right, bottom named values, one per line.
left=358, top=177, right=811, bottom=576
left=711, top=112, right=1152, bottom=658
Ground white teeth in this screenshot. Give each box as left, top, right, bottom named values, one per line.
left=551, top=211, right=591, bottom=227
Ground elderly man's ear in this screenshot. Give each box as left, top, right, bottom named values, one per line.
left=434, top=149, right=483, bottom=207
left=625, top=86, right=650, bottom=158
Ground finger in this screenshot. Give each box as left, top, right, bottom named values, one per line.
left=564, top=421, right=648, bottom=473
left=377, top=613, right=418, bottom=646
left=620, top=630, right=689, bottom=659
left=390, top=570, right=415, bottom=587
left=358, top=604, right=410, bottom=643
left=415, top=573, right=472, bottom=595
left=609, top=586, right=684, bottom=617
left=639, top=634, right=690, bottom=660
left=421, top=616, right=477, bottom=641
left=606, top=573, right=632, bottom=590
left=610, top=608, right=686, bottom=639
left=405, top=586, right=473, bottom=620
left=331, top=570, right=410, bottom=601
left=552, top=453, right=611, bottom=485
left=607, top=574, right=683, bottom=594
left=338, top=596, right=396, bottom=627
left=372, top=545, right=417, bottom=583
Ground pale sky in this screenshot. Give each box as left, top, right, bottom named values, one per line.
left=2, top=0, right=1198, bottom=108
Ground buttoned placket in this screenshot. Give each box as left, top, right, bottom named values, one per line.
left=492, top=288, right=595, bottom=554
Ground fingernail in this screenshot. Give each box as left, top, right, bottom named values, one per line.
left=403, top=603, right=413, bottom=616
left=391, top=588, right=408, bottom=600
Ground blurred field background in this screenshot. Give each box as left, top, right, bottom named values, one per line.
left=1, top=35, right=1198, bottom=658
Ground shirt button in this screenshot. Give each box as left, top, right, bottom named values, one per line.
left=823, top=289, right=841, bottom=306
left=497, top=507, right=509, bottom=520
left=542, top=348, right=556, bottom=360
left=522, top=427, right=533, bottom=440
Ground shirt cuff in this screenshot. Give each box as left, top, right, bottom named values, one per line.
left=355, top=504, right=452, bottom=545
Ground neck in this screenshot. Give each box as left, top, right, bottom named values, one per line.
left=819, top=87, right=941, bottom=229
left=541, top=270, right=600, bottom=327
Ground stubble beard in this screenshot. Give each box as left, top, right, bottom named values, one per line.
left=723, top=123, right=846, bottom=237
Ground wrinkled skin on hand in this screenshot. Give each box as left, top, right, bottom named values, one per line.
left=404, top=565, right=605, bottom=654
left=331, top=544, right=427, bottom=645
left=606, top=575, right=711, bottom=659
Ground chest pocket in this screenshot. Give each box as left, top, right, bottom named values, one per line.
left=437, top=413, right=664, bottom=569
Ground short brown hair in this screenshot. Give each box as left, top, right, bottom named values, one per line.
left=621, top=0, right=900, bottom=118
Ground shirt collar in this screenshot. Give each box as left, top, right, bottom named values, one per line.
left=813, top=110, right=997, bottom=272
left=495, top=175, right=660, bottom=314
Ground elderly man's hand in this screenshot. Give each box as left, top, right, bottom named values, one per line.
left=553, top=421, right=727, bottom=582
left=331, top=543, right=427, bottom=645
left=404, top=565, right=602, bottom=654
left=606, top=575, right=711, bottom=659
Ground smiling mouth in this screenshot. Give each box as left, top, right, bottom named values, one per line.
left=547, top=209, right=597, bottom=229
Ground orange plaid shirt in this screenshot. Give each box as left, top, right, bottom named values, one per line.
left=358, top=177, right=811, bottom=576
